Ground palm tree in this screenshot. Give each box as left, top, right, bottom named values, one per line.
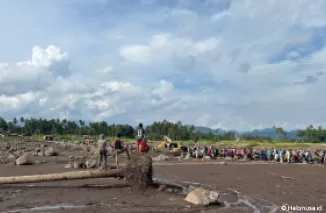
left=19, top=117, right=25, bottom=135
left=12, top=117, right=17, bottom=127
left=273, top=126, right=276, bottom=140
left=79, top=120, right=85, bottom=135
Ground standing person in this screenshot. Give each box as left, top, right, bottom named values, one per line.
left=266, top=148, right=272, bottom=161
left=216, top=147, right=220, bottom=158
left=243, top=147, right=247, bottom=160
left=98, top=134, right=108, bottom=170
left=207, top=146, right=212, bottom=158
left=279, top=149, right=284, bottom=163
left=286, top=149, right=291, bottom=164
left=222, top=147, right=226, bottom=159
left=274, top=150, right=279, bottom=163
left=136, top=123, right=146, bottom=151
left=218, top=147, right=222, bottom=158
left=113, top=133, right=131, bottom=169
left=194, top=141, right=199, bottom=158
left=136, top=123, right=146, bottom=141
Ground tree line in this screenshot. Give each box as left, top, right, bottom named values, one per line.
left=0, top=116, right=271, bottom=141
left=296, top=125, right=326, bottom=142
left=0, top=116, right=325, bottom=142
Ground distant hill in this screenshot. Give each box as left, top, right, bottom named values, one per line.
left=192, top=126, right=233, bottom=134
left=250, top=128, right=298, bottom=139
left=191, top=126, right=299, bottom=139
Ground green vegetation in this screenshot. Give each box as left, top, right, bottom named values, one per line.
left=0, top=116, right=325, bottom=144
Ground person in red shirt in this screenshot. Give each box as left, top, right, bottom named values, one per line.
left=243, top=147, right=247, bottom=160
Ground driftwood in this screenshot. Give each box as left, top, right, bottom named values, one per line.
left=0, top=169, right=124, bottom=185
left=124, top=153, right=153, bottom=191
left=0, top=154, right=153, bottom=192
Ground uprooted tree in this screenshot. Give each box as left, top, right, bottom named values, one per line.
left=0, top=154, right=153, bottom=191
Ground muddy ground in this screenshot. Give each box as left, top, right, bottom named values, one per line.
left=0, top=141, right=325, bottom=213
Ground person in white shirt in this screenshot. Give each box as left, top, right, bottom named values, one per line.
left=286, top=150, right=291, bottom=164
left=274, top=150, right=279, bottom=163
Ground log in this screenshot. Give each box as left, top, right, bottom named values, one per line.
left=0, top=154, right=153, bottom=191
left=0, top=169, right=124, bottom=185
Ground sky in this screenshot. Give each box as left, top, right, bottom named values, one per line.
left=0, top=0, right=326, bottom=131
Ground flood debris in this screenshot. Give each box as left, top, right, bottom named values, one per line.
left=124, top=153, right=153, bottom=191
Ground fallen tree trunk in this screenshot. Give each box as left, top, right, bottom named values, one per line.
left=0, top=169, right=124, bottom=185
left=0, top=153, right=153, bottom=192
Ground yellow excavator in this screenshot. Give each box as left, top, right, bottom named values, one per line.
left=157, top=135, right=182, bottom=152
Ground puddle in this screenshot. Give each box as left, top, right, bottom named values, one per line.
left=1, top=204, right=86, bottom=213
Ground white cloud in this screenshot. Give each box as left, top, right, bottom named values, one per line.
left=1, top=0, right=326, bottom=131
left=0, top=45, right=70, bottom=96
left=152, top=80, right=174, bottom=98
left=119, top=34, right=220, bottom=64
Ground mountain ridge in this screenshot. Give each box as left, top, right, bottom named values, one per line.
left=193, top=126, right=298, bottom=139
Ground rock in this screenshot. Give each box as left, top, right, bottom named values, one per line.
left=5, top=143, right=11, bottom=150
left=157, top=184, right=168, bottom=192
left=184, top=155, right=190, bottom=160
left=152, top=154, right=169, bottom=161
left=8, top=153, right=17, bottom=159
left=64, top=163, right=73, bottom=169
left=45, top=148, right=58, bottom=156
left=204, top=156, right=211, bottom=160
left=174, top=156, right=183, bottom=161
left=36, top=148, right=41, bottom=152
left=166, top=188, right=174, bottom=194
left=73, top=162, right=82, bottom=169
left=16, top=155, right=33, bottom=166
left=13, top=150, right=23, bottom=156
left=185, top=187, right=220, bottom=206
left=85, top=159, right=97, bottom=168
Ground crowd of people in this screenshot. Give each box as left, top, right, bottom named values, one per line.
left=96, top=122, right=326, bottom=170
left=181, top=144, right=326, bottom=165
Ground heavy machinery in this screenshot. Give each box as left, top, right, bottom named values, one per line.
left=157, top=135, right=182, bottom=152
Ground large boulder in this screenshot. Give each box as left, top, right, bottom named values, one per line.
left=185, top=187, right=219, bottom=206
left=45, top=148, right=58, bottom=156
left=16, top=155, right=33, bottom=166
left=85, top=159, right=97, bottom=168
